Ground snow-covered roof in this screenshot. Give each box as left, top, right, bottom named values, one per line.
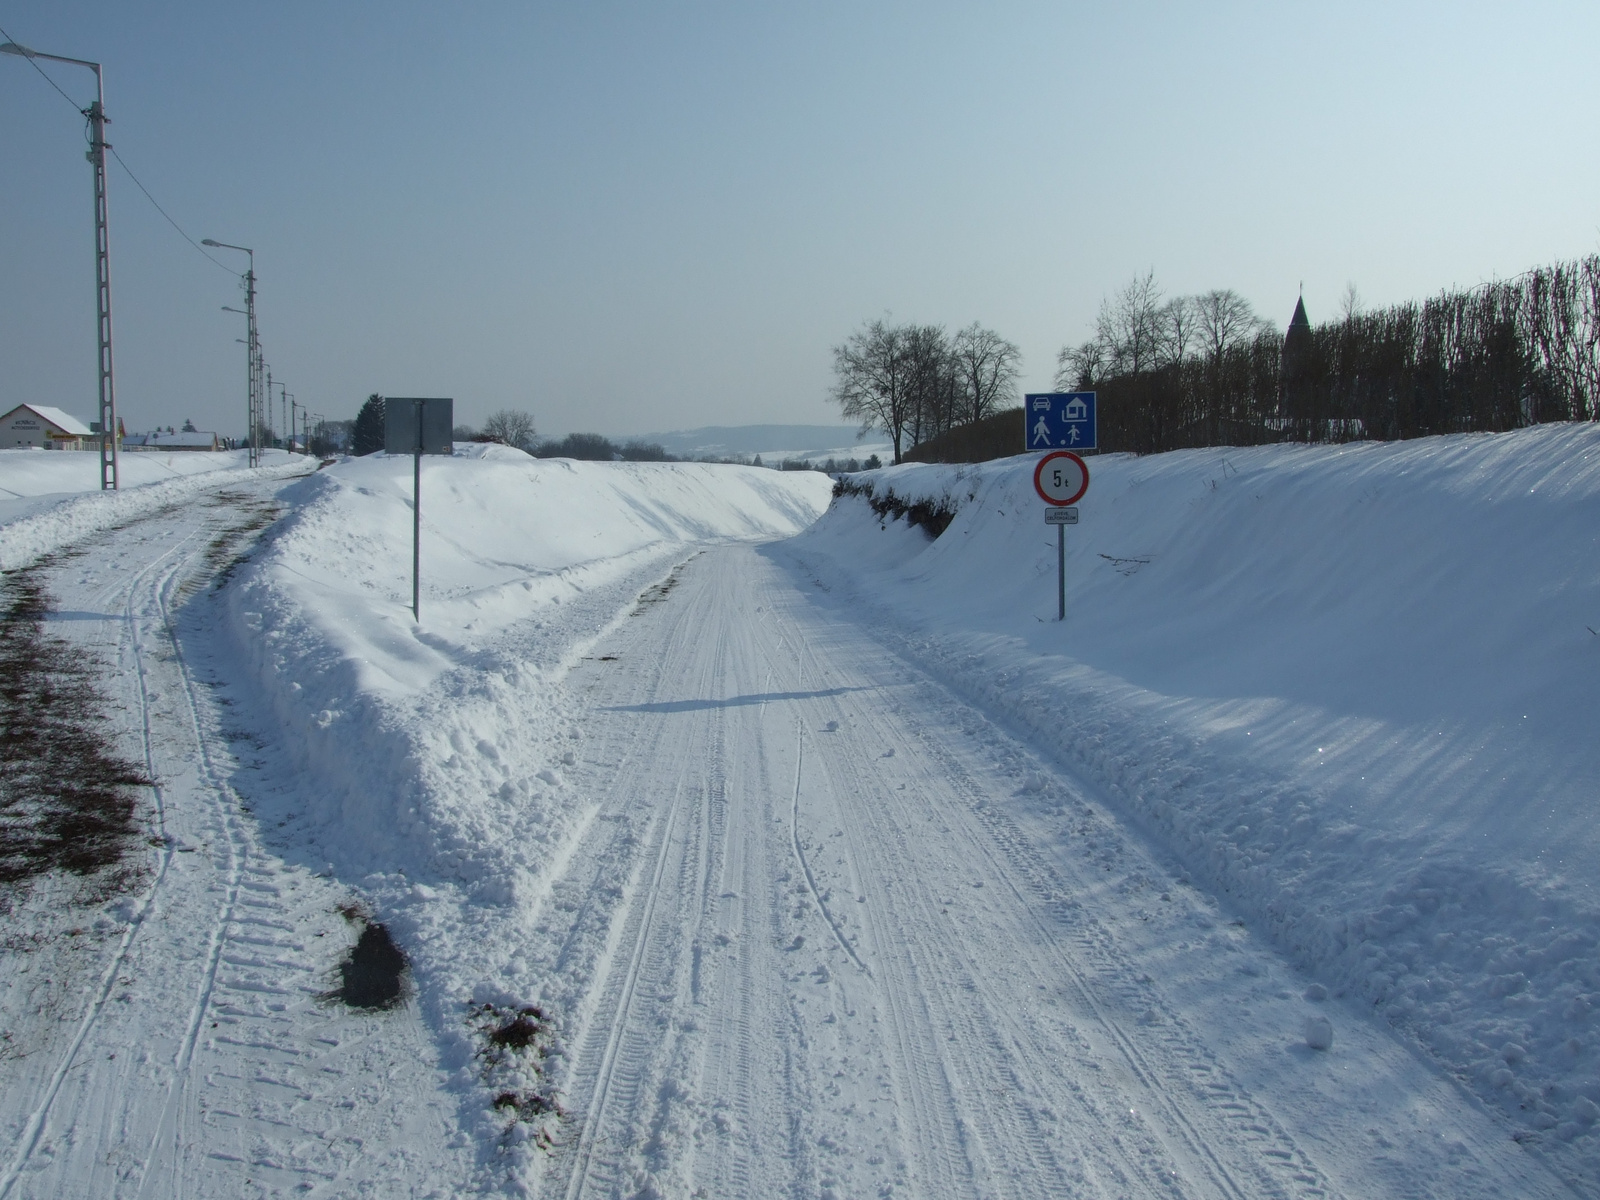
left=124, top=430, right=219, bottom=448
left=2, top=404, right=94, bottom=435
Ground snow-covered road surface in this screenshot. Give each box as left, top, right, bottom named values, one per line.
left=525, top=543, right=1567, bottom=1199
left=1, top=444, right=1584, bottom=1198
left=0, top=473, right=471, bottom=1198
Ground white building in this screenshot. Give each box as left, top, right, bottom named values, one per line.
left=123, top=429, right=222, bottom=452
left=0, top=403, right=95, bottom=450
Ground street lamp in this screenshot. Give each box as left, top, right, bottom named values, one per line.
left=2, top=39, right=120, bottom=490
left=203, top=239, right=261, bottom=466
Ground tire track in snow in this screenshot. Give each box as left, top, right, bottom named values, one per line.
left=787, top=729, right=869, bottom=976
left=1, top=477, right=469, bottom=1198
left=554, top=570, right=732, bottom=1199
left=780, top=622, right=1054, bottom=1198
left=132, top=504, right=267, bottom=1198
left=558, top=770, right=691, bottom=1200
left=771, top=551, right=1309, bottom=1199
left=538, top=552, right=821, bottom=1199
left=0, top=533, right=201, bottom=1199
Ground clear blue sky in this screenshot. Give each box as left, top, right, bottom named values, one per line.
left=3, top=1, right=1596, bottom=439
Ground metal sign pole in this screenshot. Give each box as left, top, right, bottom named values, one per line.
left=413, top=399, right=422, bottom=622
left=385, top=395, right=453, bottom=625
left=1057, top=523, right=1066, bottom=621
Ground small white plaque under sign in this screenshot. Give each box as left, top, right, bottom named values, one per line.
left=1045, top=507, right=1078, bottom=525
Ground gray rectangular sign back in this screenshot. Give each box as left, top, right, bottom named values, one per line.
left=384, top=397, right=454, bottom=455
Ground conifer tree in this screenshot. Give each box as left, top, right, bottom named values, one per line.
left=352, top=394, right=385, bottom=455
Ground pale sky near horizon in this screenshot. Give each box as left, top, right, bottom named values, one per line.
left=2, top=1, right=1596, bottom=440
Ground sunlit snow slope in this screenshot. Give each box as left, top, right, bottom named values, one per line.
left=790, top=423, right=1600, bottom=1174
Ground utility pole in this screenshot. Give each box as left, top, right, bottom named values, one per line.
left=87, top=79, right=117, bottom=489
left=247, top=273, right=260, bottom=466
left=204, top=239, right=259, bottom=465
left=1, top=41, right=120, bottom=489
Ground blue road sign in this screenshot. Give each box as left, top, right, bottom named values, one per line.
left=1025, top=392, right=1096, bottom=451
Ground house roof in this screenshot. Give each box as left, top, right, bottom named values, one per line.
left=123, top=430, right=219, bottom=447
left=2, top=404, right=94, bottom=435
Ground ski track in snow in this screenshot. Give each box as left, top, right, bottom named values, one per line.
left=0, top=475, right=470, bottom=1199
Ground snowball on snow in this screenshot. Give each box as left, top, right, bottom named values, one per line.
left=1304, top=1015, right=1334, bottom=1051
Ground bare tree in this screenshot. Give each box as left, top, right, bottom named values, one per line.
left=1054, top=338, right=1111, bottom=389
left=832, top=319, right=916, bottom=463
left=481, top=409, right=538, bottom=451
left=1193, top=289, right=1269, bottom=369
left=901, top=324, right=954, bottom=448
left=1101, top=270, right=1167, bottom=375
left=950, top=323, right=1022, bottom=426
left=1339, top=282, right=1363, bottom=322
left=1161, top=296, right=1197, bottom=366
left=1056, top=271, right=1166, bottom=389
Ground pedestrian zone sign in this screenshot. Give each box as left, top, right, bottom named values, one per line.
left=1026, top=392, right=1096, bottom=451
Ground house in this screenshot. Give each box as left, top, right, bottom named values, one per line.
left=0, top=403, right=95, bottom=450
left=123, top=426, right=222, bottom=452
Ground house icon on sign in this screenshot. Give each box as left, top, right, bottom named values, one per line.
left=1063, top=396, right=1088, bottom=422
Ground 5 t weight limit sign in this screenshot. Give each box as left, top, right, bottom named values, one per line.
left=1034, top=450, right=1088, bottom=622
left=1034, top=451, right=1089, bottom=506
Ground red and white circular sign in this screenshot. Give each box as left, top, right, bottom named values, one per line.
left=1034, top=451, right=1089, bottom=506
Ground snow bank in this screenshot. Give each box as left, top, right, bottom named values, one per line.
left=217, top=450, right=832, bottom=1095
left=0, top=449, right=307, bottom=570
left=787, top=424, right=1600, bottom=1162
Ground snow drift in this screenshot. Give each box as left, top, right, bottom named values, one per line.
left=215, top=448, right=833, bottom=1113
left=787, top=423, right=1600, bottom=1162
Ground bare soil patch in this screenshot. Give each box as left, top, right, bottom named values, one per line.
left=0, top=568, right=150, bottom=895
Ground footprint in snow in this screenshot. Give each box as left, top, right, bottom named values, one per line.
left=821, top=720, right=839, bottom=732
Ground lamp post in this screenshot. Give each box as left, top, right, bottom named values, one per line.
left=205, top=240, right=260, bottom=466
left=2, top=40, right=120, bottom=490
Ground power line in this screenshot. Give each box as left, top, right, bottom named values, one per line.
left=0, top=20, right=79, bottom=109
left=107, top=146, right=234, bottom=274
left=1, top=19, right=234, bottom=275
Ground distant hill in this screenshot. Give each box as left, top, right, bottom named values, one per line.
left=637, top=424, right=873, bottom=460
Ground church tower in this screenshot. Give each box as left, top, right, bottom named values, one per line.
left=1279, top=295, right=1312, bottom=417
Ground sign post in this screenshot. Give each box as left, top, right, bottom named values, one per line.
left=1025, top=391, right=1097, bottom=452
left=1033, top=450, right=1089, bottom=621
left=384, top=397, right=454, bottom=622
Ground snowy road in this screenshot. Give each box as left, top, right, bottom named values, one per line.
left=524, top=545, right=1569, bottom=1199
left=1, top=467, right=1578, bottom=1198
left=0, top=473, right=470, bottom=1199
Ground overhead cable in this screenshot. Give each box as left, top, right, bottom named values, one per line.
left=2, top=19, right=235, bottom=275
